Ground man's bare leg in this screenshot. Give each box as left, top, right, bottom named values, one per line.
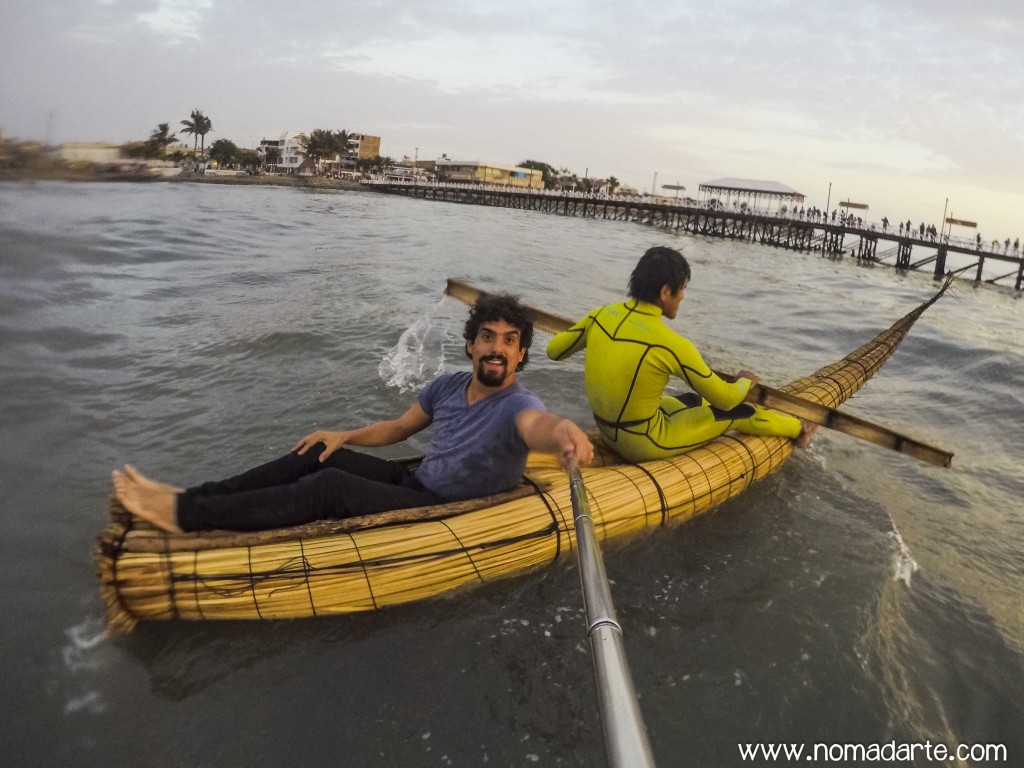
left=795, top=420, right=819, bottom=449
left=112, top=466, right=183, bottom=533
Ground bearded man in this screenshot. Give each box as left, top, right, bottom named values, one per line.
left=113, top=293, right=592, bottom=533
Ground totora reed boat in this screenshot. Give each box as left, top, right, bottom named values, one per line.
left=95, top=282, right=950, bottom=633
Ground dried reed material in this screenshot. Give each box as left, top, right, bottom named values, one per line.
left=95, top=286, right=942, bottom=633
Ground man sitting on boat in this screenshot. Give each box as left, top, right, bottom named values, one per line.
left=546, top=246, right=817, bottom=463
left=112, top=293, right=594, bottom=533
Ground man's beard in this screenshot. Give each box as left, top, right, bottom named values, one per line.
left=475, top=355, right=508, bottom=387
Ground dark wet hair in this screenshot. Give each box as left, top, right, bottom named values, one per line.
left=463, top=293, right=534, bottom=370
left=628, top=246, right=691, bottom=304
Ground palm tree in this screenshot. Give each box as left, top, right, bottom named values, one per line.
left=335, top=129, right=353, bottom=159
left=607, top=176, right=620, bottom=195
left=148, top=123, right=177, bottom=157
left=180, top=109, right=213, bottom=155
left=180, top=109, right=201, bottom=153
left=197, top=113, right=213, bottom=155
left=298, top=129, right=351, bottom=173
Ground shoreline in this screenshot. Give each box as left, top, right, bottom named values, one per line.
left=0, top=168, right=363, bottom=191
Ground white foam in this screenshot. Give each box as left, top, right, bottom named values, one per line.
left=62, top=617, right=106, bottom=673
left=890, top=529, right=919, bottom=587
left=64, top=690, right=105, bottom=715
left=378, top=314, right=447, bottom=393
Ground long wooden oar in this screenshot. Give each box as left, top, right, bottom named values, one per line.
left=445, top=278, right=953, bottom=468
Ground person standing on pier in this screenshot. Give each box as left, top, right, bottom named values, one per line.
left=546, top=246, right=816, bottom=463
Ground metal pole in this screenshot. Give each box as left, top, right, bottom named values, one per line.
left=825, top=182, right=832, bottom=219
left=568, top=459, right=656, bottom=768
left=941, top=198, right=949, bottom=240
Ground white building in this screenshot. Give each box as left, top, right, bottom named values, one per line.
left=277, top=131, right=305, bottom=174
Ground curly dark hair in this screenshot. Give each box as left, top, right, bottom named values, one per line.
left=463, top=293, right=534, bottom=371
left=628, top=246, right=691, bottom=304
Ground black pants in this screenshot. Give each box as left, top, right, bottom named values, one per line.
left=176, top=445, right=444, bottom=532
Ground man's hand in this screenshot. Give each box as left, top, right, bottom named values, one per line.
left=553, top=418, right=594, bottom=469
left=293, top=430, right=349, bottom=462
left=516, top=410, right=594, bottom=469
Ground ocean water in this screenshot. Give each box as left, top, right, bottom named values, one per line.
left=1, top=180, right=1021, bottom=767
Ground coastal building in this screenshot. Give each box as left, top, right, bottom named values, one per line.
left=435, top=160, right=543, bottom=189
left=257, top=136, right=283, bottom=171
left=278, top=131, right=306, bottom=174
left=349, top=133, right=380, bottom=159
left=259, top=131, right=382, bottom=174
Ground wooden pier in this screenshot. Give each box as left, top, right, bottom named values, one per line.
left=362, top=181, right=1024, bottom=291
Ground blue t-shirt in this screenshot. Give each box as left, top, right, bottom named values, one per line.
left=414, top=371, right=545, bottom=501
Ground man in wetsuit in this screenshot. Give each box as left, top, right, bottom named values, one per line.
left=112, top=294, right=594, bottom=533
left=546, top=246, right=815, bottom=463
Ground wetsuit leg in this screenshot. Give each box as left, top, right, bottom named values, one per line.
left=613, top=397, right=804, bottom=462
left=729, top=406, right=802, bottom=439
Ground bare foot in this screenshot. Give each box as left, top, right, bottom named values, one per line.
left=112, top=467, right=183, bottom=533
left=123, top=463, right=184, bottom=494
left=795, top=420, right=819, bottom=448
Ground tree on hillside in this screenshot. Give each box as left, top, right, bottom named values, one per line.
left=263, top=146, right=281, bottom=169
left=355, top=154, right=393, bottom=175
left=148, top=123, right=177, bottom=157
left=517, top=159, right=559, bottom=189
left=208, top=138, right=239, bottom=167
left=336, top=129, right=353, bottom=158
left=237, top=148, right=260, bottom=172
left=298, top=128, right=352, bottom=173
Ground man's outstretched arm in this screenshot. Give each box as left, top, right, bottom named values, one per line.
left=294, top=403, right=433, bottom=462
left=515, top=409, right=594, bottom=468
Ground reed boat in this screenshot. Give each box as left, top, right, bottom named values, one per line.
left=96, top=284, right=948, bottom=633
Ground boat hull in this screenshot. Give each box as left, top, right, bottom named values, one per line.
left=95, top=287, right=942, bottom=633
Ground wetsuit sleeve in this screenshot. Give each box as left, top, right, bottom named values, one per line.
left=668, top=332, right=752, bottom=410
left=546, top=310, right=597, bottom=361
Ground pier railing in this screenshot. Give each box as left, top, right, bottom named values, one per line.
left=360, top=179, right=1024, bottom=290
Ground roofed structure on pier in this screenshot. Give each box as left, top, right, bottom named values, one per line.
left=698, top=178, right=805, bottom=210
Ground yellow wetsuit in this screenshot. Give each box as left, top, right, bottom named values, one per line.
left=546, top=299, right=802, bottom=462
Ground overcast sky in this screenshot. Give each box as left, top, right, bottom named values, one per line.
left=3, top=0, right=1023, bottom=238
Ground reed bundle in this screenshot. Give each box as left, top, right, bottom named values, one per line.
left=96, top=283, right=942, bottom=633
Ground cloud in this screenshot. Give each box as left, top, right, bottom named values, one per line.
left=323, top=30, right=629, bottom=103
left=65, top=0, right=213, bottom=44
left=137, top=0, right=213, bottom=41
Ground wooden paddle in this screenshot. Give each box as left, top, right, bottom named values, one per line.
left=445, top=278, right=953, bottom=468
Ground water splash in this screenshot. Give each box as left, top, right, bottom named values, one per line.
left=890, top=528, right=919, bottom=587
left=61, top=616, right=108, bottom=716
left=379, top=302, right=450, bottom=393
